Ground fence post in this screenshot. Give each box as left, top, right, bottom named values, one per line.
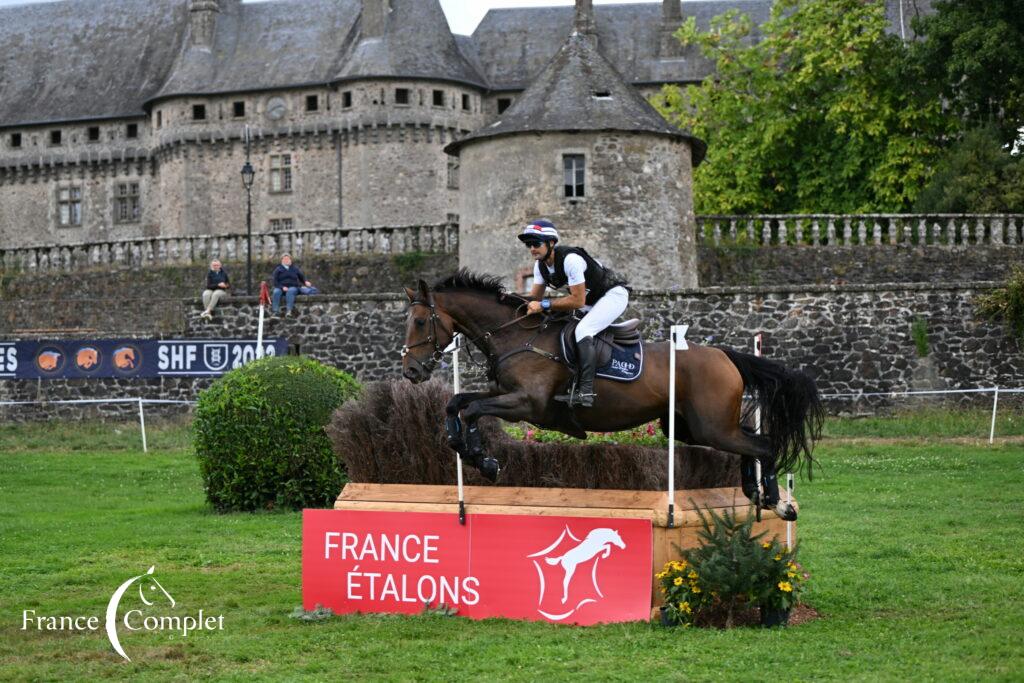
left=989, top=387, right=999, bottom=445
left=138, top=398, right=148, bottom=454
left=451, top=334, right=465, bottom=525
left=668, top=325, right=689, bottom=529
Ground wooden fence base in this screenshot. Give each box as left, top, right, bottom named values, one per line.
left=335, top=483, right=796, bottom=607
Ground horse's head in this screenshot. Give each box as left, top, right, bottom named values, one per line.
left=402, top=279, right=456, bottom=384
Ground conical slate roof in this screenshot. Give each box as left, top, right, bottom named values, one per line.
left=335, top=0, right=485, bottom=88
left=445, top=30, right=706, bottom=165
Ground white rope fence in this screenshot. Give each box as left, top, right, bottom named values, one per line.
left=0, top=397, right=196, bottom=453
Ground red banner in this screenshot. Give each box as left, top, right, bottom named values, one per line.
left=303, top=510, right=652, bottom=625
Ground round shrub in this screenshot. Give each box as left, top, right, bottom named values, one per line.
left=193, top=355, right=360, bottom=512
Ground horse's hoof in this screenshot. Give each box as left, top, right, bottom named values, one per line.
left=478, top=457, right=500, bottom=483
left=774, top=501, right=798, bottom=522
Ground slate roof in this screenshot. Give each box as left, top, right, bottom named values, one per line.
left=445, top=31, right=707, bottom=165
left=470, top=1, right=773, bottom=90
left=334, top=0, right=486, bottom=87
left=0, top=0, right=186, bottom=127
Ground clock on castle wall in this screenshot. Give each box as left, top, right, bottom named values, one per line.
left=265, top=97, right=288, bottom=121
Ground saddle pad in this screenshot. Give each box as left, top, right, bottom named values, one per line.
left=561, top=336, right=644, bottom=382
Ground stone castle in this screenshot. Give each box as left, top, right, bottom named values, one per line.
left=0, top=0, right=932, bottom=288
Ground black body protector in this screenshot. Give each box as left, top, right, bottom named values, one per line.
left=537, top=246, right=628, bottom=409
left=535, top=246, right=628, bottom=306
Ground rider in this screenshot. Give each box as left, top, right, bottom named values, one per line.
left=520, top=219, right=629, bottom=408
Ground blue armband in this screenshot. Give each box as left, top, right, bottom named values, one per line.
left=541, top=299, right=551, bottom=311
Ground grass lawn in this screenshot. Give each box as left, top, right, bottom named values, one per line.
left=1, top=418, right=1023, bottom=681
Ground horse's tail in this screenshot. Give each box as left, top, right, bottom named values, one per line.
left=718, top=346, right=824, bottom=478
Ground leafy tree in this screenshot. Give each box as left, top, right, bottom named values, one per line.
left=913, top=124, right=1024, bottom=213
left=653, top=0, right=952, bottom=214
left=912, top=0, right=1024, bottom=147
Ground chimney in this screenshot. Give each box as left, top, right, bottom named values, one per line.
left=574, top=0, right=597, bottom=37
left=188, top=0, right=220, bottom=48
left=660, top=0, right=683, bottom=57
left=362, top=0, right=392, bottom=39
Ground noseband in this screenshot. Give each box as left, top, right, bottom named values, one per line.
left=402, top=299, right=451, bottom=375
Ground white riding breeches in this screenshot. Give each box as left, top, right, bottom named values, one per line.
left=575, top=286, right=629, bottom=342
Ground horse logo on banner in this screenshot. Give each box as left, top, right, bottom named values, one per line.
left=528, top=525, right=626, bottom=621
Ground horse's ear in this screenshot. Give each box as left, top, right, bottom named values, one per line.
left=417, top=279, right=432, bottom=302
left=404, top=287, right=416, bottom=302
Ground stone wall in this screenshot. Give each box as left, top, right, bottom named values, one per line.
left=698, top=245, right=1024, bottom=287
left=3, top=281, right=1021, bottom=422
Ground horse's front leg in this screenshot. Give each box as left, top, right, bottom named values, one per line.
left=461, top=391, right=533, bottom=483
left=445, top=392, right=497, bottom=455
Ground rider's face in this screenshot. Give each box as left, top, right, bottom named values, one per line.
left=526, top=241, right=547, bottom=261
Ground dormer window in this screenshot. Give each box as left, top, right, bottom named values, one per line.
left=497, top=97, right=512, bottom=114
left=592, top=91, right=613, bottom=100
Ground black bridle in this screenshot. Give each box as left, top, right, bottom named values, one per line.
left=401, top=300, right=452, bottom=375
left=402, top=296, right=566, bottom=380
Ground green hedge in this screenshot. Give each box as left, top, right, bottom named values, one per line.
left=193, top=355, right=360, bottom=511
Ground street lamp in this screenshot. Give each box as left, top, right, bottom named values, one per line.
left=241, top=127, right=256, bottom=295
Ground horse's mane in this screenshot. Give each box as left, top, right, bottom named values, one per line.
left=432, top=269, right=528, bottom=308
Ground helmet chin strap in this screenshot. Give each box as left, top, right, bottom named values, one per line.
left=543, top=242, right=554, bottom=262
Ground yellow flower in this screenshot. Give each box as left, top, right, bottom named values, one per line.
left=778, top=581, right=793, bottom=592
left=762, top=542, right=772, bottom=549
left=691, top=585, right=702, bottom=594
left=674, top=577, right=684, bottom=586
left=678, top=601, right=692, bottom=614
left=787, top=562, right=797, bottom=569
left=774, top=554, right=782, bottom=561
left=688, top=570, right=698, bottom=579
left=787, top=571, right=798, bottom=579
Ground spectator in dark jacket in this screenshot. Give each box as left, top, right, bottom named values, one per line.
left=270, top=253, right=313, bottom=315
left=200, top=260, right=230, bottom=320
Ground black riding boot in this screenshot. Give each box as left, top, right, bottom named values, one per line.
left=556, top=337, right=598, bottom=408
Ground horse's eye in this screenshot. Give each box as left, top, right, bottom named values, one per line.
left=414, top=318, right=426, bottom=327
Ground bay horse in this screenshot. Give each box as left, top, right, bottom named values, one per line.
left=402, top=271, right=823, bottom=520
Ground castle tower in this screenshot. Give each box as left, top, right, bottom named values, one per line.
left=445, top=0, right=706, bottom=290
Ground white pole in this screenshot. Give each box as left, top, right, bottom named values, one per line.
left=667, top=325, right=688, bottom=529
left=786, top=473, right=794, bottom=549
left=753, top=334, right=763, bottom=516
left=256, top=303, right=266, bottom=359
left=138, top=398, right=148, bottom=454
left=452, top=334, right=465, bottom=524
left=989, top=386, right=1000, bottom=445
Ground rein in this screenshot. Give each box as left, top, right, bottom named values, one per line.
left=403, top=298, right=568, bottom=378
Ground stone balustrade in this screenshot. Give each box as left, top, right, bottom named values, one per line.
left=0, top=222, right=459, bottom=273
left=698, top=214, right=1024, bottom=247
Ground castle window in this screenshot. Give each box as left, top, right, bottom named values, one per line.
left=49, top=130, right=62, bottom=146
left=447, top=158, right=459, bottom=190
left=395, top=88, right=410, bottom=105
left=563, top=154, right=585, bottom=199
left=10, top=133, right=21, bottom=148
left=462, top=94, right=471, bottom=111
left=306, top=95, right=319, bottom=112
left=497, top=97, right=512, bottom=114
left=115, top=182, right=141, bottom=223
left=342, top=91, right=353, bottom=109
left=156, top=111, right=162, bottom=129
left=57, top=187, right=82, bottom=227
left=432, top=89, right=445, bottom=107
left=269, top=154, right=293, bottom=193
left=233, top=101, right=246, bottom=117
left=126, top=123, right=138, bottom=139
left=87, top=127, right=100, bottom=142
left=192, top=104, right=207, bottom=121
left=269, top=218, right=294, bottom=232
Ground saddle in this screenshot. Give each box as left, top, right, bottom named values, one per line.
left=560, top=318, right=644, bottom=382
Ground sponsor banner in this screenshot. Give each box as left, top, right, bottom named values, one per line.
left=302, top=510, right=652, bottom=625
left=0, top=339, right=287, bottom=380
